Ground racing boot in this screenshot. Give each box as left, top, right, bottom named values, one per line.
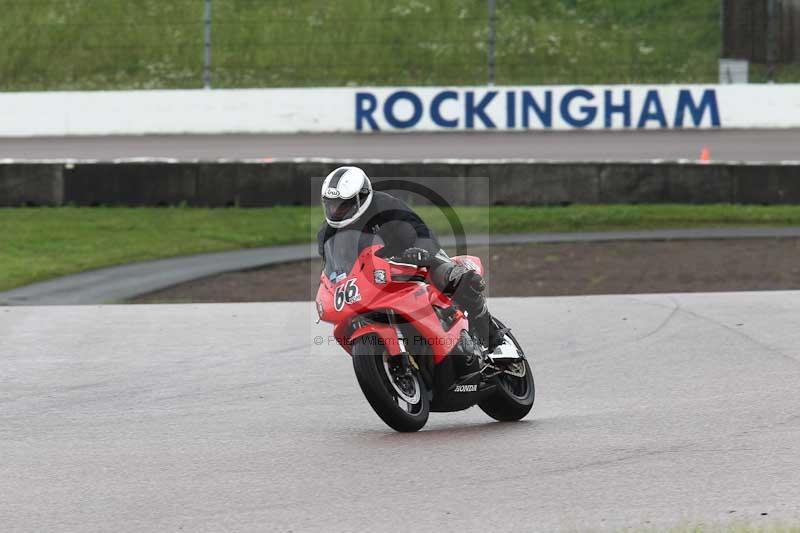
left=436, top=262, right=521, bottom=361
left=471, top=306, right=520, bottom=361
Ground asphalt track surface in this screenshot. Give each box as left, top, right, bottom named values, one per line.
left=2, top=293, right=799, bottom=531
left=1, top=129, right=799, bottom=161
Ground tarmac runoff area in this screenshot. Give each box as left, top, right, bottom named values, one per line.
left=1, top=292, right=799, bottom=531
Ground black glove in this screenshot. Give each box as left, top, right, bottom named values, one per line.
left=399, top=247, right=431, bottom=265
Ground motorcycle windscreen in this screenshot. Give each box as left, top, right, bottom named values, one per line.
left=322, top=229, right=383, bottom=281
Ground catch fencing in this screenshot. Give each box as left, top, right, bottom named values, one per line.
left=0, top=0, right=734, bottom=91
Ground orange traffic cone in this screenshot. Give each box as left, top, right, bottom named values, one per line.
left=699, top=146, right=711, bottom=164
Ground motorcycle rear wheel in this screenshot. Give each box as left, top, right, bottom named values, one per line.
left=352, top=335, right=430, bottom=432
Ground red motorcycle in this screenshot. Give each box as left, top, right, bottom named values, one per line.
left=315, top=229, right=535, bottom=432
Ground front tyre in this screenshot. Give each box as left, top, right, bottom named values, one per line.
left=479, top=322, right=535, bottom=422
left=352, top=335, right=429, bottom=432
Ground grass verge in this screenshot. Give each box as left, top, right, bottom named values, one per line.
left=0, top=0, right=726, bottom=90
left=655, top=520, right=800, bottom=533
left=3, top=204, right=800, bottom=292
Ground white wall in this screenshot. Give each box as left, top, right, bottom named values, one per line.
left=0, top=85, right=798, bottom=137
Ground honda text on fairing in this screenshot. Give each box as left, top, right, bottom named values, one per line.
left=315, top=226, right=535, bottom=432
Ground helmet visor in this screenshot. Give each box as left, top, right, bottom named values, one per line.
left=324, top=195, right=360, bottom=223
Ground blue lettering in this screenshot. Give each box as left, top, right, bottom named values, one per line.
left=637, top=90, right=667, bottom=128
left=383, top=91, right=423, bottom=129
left=506, top=91, right=516, bottom=129
left=674, top=89, right=721, bottom=127
left=355, top=92, right=379, bottom=131
left=522, top=91, right=552, bottom=128
left=431, top=91, right=459, bottom=128
left=466, top=91, right=497, bottom=129
left=561, top=89, right=596, bottom=128
left=604, top=90, right=632, bottom=128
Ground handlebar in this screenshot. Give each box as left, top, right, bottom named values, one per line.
left=387, top=256, right=433, bottom=268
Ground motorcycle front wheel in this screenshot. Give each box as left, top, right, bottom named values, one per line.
left=352, top=335, right=430, bottom=432
left=478, top=320, right=535, bottom=422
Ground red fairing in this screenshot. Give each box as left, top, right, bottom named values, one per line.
left=316, top=244, right=473, bottom=365
left=349, top=322, right=403, bottom=356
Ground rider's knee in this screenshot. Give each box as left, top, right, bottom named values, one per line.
left=432, top=262, right=485, bottom=299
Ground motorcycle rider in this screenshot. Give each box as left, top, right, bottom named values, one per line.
left=317, top=166, right=518, bottom=359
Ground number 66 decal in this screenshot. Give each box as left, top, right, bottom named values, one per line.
left=334, top=279, right=361, bottom=311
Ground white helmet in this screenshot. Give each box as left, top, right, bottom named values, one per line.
left=321, top=166, right=373, bottom=228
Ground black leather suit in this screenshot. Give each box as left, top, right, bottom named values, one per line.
left=318, top=191, right=498, bottom=347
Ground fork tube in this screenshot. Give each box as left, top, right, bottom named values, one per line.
left=386, top=310, right=408, bottom=356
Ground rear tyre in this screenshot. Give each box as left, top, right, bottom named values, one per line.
left=352, top=335, right=429, bottom=432
left=478, top=321, right=535, bottom=422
